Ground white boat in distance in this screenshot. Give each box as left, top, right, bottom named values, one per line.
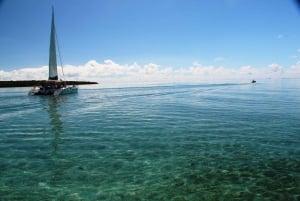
left=29, top=8, right=77, bottom=96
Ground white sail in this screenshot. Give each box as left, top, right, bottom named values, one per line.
left=48, top=7, right=58, bottom=80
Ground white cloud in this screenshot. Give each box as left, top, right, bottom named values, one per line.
left=1, top=60, right=300, bottom=88
left=268, top=63, right=282, bottom=73
left=286, top=61, right=300, bottom=76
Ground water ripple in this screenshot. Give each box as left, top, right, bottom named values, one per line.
left=0, top=81, right=300, bottom=200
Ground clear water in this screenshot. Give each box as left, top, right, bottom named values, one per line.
left=0, top=80, right=299, bottom=201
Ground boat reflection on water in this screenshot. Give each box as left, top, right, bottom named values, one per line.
left=45, top=96, right=68, bottom=185
left=46, top=96, right=65, bottom=155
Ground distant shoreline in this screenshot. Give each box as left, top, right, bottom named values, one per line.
left=0, top=80, right=98, bottom=88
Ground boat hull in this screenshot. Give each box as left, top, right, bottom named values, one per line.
left=28, top=86, right=78, bottom=96
left=54, top=86, right=78, bottom=95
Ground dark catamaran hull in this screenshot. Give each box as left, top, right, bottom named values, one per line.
left=28, top=85, right=78, bottom=96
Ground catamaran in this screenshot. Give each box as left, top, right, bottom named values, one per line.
left=28, top=8, right=78, bottom=96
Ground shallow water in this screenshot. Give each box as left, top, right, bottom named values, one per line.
left=0, top=80, right=299, bottom=200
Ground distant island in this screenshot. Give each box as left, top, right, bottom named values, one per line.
left=0, top=80, right=98, bottom=88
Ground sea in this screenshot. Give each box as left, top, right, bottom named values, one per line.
left=0, top=80, right=299, bottom=201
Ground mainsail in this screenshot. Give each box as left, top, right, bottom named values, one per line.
left=48, top=7, right=58, bottom=80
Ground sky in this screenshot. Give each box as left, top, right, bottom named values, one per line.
left=1, top=0, right=300, bottom=87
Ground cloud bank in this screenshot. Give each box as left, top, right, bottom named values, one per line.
left=1, top=60, right=300, bottom=88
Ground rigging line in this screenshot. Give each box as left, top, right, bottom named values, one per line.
left=55, top=30, right=66, bottom=81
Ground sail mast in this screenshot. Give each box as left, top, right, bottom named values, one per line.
left=48, top=7, right=58, bottom=80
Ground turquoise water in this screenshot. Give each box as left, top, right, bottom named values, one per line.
left=0, top=80, right=299, bottom=201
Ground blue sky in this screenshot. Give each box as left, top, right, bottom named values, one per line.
left=1, top=0, right=300, bottom=85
